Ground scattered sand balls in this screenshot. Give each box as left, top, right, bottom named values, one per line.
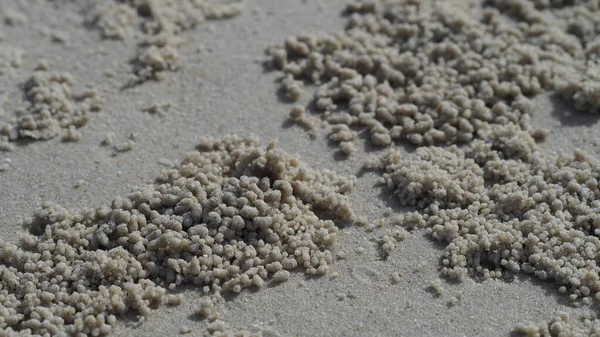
left=179, top=326, right=193, bottom=335
left=447, top=291, right=464, bottom=307
left=0, top=135, right=357, bottom=335
left=280, top=75, right=303, bottom=101
left=446, top=297, right=459, bottom=307
left=272, top=270, right=291, bottom=282
left=114, top=139, right=136, bottom=153
left=289, top=104, right=305, bottom=121
left=102, top=131, right=117, bottom=146
left=339, top=141, right=356, bottom=156
left=390, top=271, right=402, bottom=284
left=165, top=294, right=184, bottom=306
left=128, top=34, right=184, bottom=85
left=63, top=125, right=83, bottom=142
left=378, top=227, right=410, bottom=258
left=0, top=46, right=24, bottom=75
left=288, top=104, right=323, bottom=133
left=556, top=63, right=600, bottom=113
left=143, top=101, right=173, bottom=117
left=86, top=2, right=137, bottom=40
left=0, top=136, right=13, bottom=152
left=378, top=230, right=407, bottom=259
left=0, top=71, right=102, bottom=142
left=208, top=319, right=230, bottom=334
left=392, top=228, right=409, bottom=241
left=514, top=312, right=600, bottom=337
left=158, top=158, right=175, bottom=167
left=86, top=0, right=244, bottom=86
left=101, top=133, right=137, bottom=154
left=267, top=0, right=600, bottom=153
left=0, top=161, right=9, bottom=172
left=35, top=59, right=50, bottom=71
left=194, top=296, right=220, bottom=321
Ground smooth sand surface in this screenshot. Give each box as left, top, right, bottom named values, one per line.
left=1, top=0, right=600, bottom=336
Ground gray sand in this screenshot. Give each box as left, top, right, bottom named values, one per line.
left=1, top=0, right=600, bottom=336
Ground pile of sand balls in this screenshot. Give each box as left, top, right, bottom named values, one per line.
left=0, top=71, right=101, bottom=143
left=267, top=0, right=599, bottom=155
left=0, top=135, right=358, bottom=336
left=377, top=128, right=600, bottom=303
left=87, top=0, right=244, bottom=85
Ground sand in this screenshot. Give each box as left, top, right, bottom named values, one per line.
left=1, top=0, right=600, bottom=336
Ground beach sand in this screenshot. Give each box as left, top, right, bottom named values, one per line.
left=1, top=0, right=600, bottom=336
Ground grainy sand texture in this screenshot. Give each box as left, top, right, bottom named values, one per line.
left=1, top=0, right=600, bottom=336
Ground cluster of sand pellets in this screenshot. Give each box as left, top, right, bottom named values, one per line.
left=0, top=135, right=358, bottom=336
left=515, top=312, right=600, bottom=337
left=378, top=131, right=600, bottom=302
left=87, top=0, right=244, bottom=86
left=268, top=0, right=600, bottom=155
left=0, top=71, right=101, bottom=146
